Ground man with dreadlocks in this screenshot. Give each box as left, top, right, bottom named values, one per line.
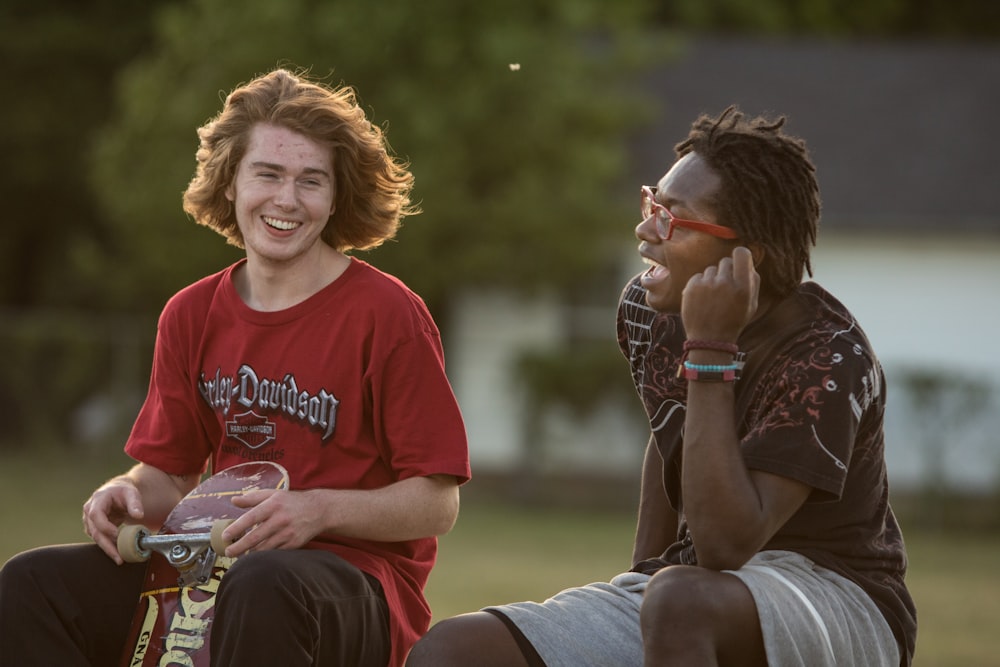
left=406, top=107, right=916, bottom=667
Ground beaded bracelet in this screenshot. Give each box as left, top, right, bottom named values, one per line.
left=683, top=361, right=740, bottom=373
left=677, top=340, right=742, bottom=381
left=680, top=363, right=740, bottom=382
left=678, top=360, right=742, bottom=382
left=682, top=339, right=740, bottom=355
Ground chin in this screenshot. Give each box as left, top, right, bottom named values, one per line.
left=643, top=289, right=678, bottom=314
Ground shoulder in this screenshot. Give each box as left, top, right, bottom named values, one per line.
left=345, top=259, right=439, bottom=334
left=157, top=263, right=238, bottom=329
left=762, top=283, right=883, bottom=403
left=793, top=282, right=877, bottom=362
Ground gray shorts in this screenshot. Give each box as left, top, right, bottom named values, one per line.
left=485, top=550, right=899, bottom=667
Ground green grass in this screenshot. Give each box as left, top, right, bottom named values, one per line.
left=2, top=451, right=998, bottom=666
left=425, top=502, right=638, bottom=619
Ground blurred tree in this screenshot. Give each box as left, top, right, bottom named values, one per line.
left=88, top=0, right=668, bottom=324
left=2, top=1, right=995, bottom=317
left=4, top=0, right=997, bottom=450
left=0, top=0, right=167, bottom=310
left=0, top=1, right=168, bottom=449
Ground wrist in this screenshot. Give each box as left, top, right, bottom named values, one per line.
left=103, top=475, right=139, bottom=491
left=680, top=360, right=742, bottom=382
left=677, top=339, right=744, bottom=382
left=685, top=349, right=736, bottom=364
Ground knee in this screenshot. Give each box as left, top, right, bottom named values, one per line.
left=406, top=614, right=499, bottom=667
left=217, top=550, right=297, bottom=608
left=217, top=550, right=376, bottom=617
left=1, top=545, right=87, bottom=596
left=220, top=549, right=278, bottom=583
left=406, top=617, right=464, bottom=666
left=641, top=566, right=765, bottom=665
left=641, top=565, right=723, bottom=632
left=2, top=546, right=62, bottom=578
left=0, top=549, right=31, bottom=597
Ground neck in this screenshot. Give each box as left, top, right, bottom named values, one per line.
left=747, top=287, right=783, bottom=329
left=236, top=246, right=350, bottom=311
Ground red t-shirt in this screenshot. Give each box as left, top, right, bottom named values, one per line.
left=125, top=257, right=470, bottom=666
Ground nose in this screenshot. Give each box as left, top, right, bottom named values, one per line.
left=635, top=213, right=660, bottom=242
left=273, top=178, right=299, bottom=209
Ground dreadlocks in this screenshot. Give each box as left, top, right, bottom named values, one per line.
left=674, top=106, right=820, bottom=297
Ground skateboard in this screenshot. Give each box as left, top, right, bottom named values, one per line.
left=116, top=461, right=290, bottom=667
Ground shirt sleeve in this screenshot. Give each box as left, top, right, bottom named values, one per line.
left=371, top=328, right=471, bottom=485
left=124, top=301, right=214, bottom=476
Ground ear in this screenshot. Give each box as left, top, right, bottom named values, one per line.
left=225, top=183, right=235, bottom=202
left=746, top=241, right=766, bottom=268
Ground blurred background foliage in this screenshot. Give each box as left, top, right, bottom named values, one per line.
left=1, top=0, right=998, bottom=449
left=86, top=0, right=666, bottom=320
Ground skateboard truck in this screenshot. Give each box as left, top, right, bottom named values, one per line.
left=117, top=520, right=234, bottom=586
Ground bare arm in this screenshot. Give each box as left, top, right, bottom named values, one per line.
left=82, top=462, right=201, bottom=564
left=219, top=474, right=461, bottom=557
left=681, top=378, right=810, bottom=570
left=680, top=248, right=811, bottom=570
left=632, top=435, right=678, bottom=567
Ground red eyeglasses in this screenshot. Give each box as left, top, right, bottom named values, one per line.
left=641, top=186, right=738, bottom=241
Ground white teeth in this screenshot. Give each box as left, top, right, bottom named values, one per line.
left=263, top=216, right=299, bottom=231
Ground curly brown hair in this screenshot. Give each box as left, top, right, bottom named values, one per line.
left=674, top=106, right=820, bottom=296
left=182, top=68, right=418, bottom=251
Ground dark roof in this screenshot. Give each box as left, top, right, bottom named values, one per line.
left=633, top=37, right=1000, bottom=233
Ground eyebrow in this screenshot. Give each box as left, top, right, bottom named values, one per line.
left=659, top=194, right=686, bottom=210
left=650, top=186, right=681, bottom=209
left=250, top=161, right=331, bottom=178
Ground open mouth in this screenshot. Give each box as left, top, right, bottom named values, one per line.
left=641, top=257, right=669, bottom=282
left=263, top=216, right=301, bottom=231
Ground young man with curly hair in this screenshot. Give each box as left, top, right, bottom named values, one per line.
left=0, top=69, right=470, bottom=667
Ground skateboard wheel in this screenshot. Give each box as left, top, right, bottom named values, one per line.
left=117, top=524, right=151, bottom=563
left=210, top=519, right=236, bottom=555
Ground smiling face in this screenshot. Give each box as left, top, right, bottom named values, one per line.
left=225, top=123, right=336, bottom=268
left=637, top=152, right=739, bottom=313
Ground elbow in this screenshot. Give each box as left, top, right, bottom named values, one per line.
left=690, top=532, right=760, bottom=571
left=696, top=547, right=753, bottom=572
left=432, top=503, right=459, bottom=537
left=434, top=514, right=458, bottom=537
left=431, top=481, right=461, bottom=537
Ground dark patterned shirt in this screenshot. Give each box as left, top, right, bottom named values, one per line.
left=618, top=277, right=916, bottom=666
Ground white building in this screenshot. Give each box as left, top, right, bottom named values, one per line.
left=449, top=37, right=1000, bottom=493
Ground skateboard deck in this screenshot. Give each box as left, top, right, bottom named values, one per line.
left=117, top=461, right=289, bottom=667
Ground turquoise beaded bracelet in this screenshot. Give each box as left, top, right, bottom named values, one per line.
left=680, top=360, right=742, bottom=382
left=683, top=361, right=741, bottom=373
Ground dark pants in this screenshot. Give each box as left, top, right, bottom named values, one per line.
left=0, top=543, right=390, bottom=666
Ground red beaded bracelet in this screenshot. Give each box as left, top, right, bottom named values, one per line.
left=682, top=339, right=740, bottom=355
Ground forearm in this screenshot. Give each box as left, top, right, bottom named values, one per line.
left=677, top=249, right=811, bottom=569
left=681, top=378, right=766, bottom=569
left=115, top=463, right=198, bottom=528
left=312, top=474, right=460, bottom=543
left=681, top=367, right=813, bottom=570
left=84, top=461, right=199, bottom=561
